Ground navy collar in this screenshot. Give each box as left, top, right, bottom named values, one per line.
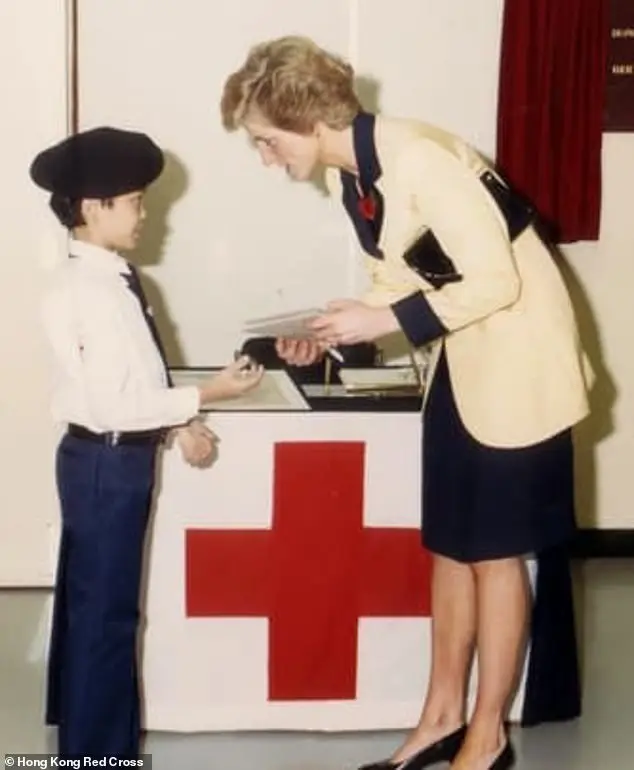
left=338, top=112, right=384, bottom=259
left=352, top=112, right=382, bottom=193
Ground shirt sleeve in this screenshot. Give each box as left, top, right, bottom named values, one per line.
left=41, top=278, right=200, bottom=432
left=389, top=139, right=521, bottom=348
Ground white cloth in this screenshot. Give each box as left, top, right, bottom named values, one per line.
left=40, top=238, right=200, bottom=432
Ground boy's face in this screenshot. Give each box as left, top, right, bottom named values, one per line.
left=81, top=190, right=146, bottom=251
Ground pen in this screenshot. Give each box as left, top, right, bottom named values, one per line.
left=325, top=346, right=344, bottom=364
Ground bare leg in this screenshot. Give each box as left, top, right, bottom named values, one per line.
left=451, top=557, right=529, bottom=770
left=392, top=554, right=476, bottom=761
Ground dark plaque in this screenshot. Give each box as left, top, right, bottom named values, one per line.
left=605, top=0, right=634, bottom=131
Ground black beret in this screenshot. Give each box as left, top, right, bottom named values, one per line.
left=29, top=126, right=164, bottom=199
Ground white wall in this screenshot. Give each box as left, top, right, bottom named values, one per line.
left=0, top=2, right=68, bottom=585
left=76, top=0, right=506, bottom=367
left=563, top=135, right=634, bottom=529
left=77, top=0, right=356, bottom=366
left=1, top=0, right=631, bottom=585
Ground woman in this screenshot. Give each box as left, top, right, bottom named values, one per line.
left=221, top=36, right=592, bottom=770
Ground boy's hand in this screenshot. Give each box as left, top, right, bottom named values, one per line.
left=187, top=417, right=218, bottom=446
left=199, top=357, right=264, bottom=404
left=175, top=419, right=217, bottom=468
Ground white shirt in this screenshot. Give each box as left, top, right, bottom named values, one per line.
left=41, top=239, right=200, bottom=432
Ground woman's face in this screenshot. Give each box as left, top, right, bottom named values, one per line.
left=243, top=114, right=320, bottom=182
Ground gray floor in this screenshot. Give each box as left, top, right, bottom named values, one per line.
left=1, top=559, right=632, bottom=769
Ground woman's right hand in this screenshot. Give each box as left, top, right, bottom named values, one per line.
left=275, top=337, right=324, bottom=366
left=199, top=357, right=264, bottom=405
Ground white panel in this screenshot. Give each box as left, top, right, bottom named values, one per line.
left=78, top=0, right=355, bottom=365
left=564, top=134, right=634, bottom=529
left=364, top=414, right=422, bottom=528
left=357, top=618, right=430, bottom=702
left=0, top=1, right=68, bottom=585
left=357, top=0, right=504, bottom=158
left=138, top=410, right=532, bottom=730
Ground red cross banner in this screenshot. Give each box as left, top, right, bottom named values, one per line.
left=186, top=441, right=432, bottom=702
left=140, top=411, right=538, bottom=731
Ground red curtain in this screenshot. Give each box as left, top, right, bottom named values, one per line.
left=496, top=0, right=609, bottom=243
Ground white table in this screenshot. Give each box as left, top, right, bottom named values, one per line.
left=141, top=376, right=580, bottom=731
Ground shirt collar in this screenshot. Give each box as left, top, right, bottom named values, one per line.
left=68, top=238, right=130, bottom=275
left=352, top=112, right=382, bottom=192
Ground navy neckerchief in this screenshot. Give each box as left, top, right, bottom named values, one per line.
left=122, top=264, right=173, bottom=387
left=340, top=112, right=385, bottom=259
left=68, top=252, right=173, bottom=387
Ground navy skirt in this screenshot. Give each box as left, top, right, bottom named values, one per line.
left=422, top=347, right=577, bottom=562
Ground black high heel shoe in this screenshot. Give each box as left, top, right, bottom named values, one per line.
left=487, top=740, right=515, bottom=770
left=357, top=725, right=467, bottom=770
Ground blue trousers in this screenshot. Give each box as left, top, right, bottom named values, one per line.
left=46, top=433, right=157, bottom=757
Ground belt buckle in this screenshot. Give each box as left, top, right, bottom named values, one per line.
left=109, top=431, right=121, bottom=447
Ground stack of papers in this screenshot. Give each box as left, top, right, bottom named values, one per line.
left=170, top=369, right=309, bottom=411
left=338, top=367, right=422, bottom=393
left=243, top=308, right=323, bottom=340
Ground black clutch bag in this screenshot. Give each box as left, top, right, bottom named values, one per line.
left=402, top=229, right=463, bottom=290
left=402, top=170, right=536, bottom=289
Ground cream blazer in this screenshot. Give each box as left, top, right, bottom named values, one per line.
left=326, top=116, right=593, bottom=448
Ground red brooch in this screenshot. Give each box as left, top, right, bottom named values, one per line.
left=358, top=193, right=376, bottom=220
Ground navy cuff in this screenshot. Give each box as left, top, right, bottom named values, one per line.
left=391, top=291, right=447, bottom=347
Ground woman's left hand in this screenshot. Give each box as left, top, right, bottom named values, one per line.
left=309, top=299, right=398, bottom=345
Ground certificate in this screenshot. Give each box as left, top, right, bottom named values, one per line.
left=338, top=367, right=422, bottom=393
left=242, top=308, right=323, bottom=340
left=170, top=368, right=310, bottom=411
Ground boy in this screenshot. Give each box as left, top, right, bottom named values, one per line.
left=30, top=126, right=263, bottom=758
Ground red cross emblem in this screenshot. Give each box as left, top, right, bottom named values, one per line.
left=186, top=441, right=432, bottom=701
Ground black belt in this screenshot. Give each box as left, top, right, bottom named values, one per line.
left=67, top=423, right=167, bottom=447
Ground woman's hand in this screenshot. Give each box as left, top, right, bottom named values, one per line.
left=274, top=337, right=324, bottom=366
left=309, top=299, right=399, bottom=345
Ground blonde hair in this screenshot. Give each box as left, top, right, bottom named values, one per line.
left=221, top=36, right=361, bottom=134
